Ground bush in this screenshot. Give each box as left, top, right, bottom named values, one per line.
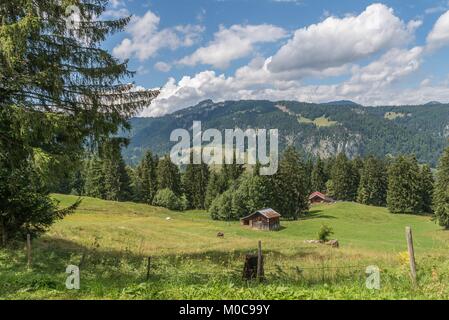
left=208, top=175, right=270, bottom=221
left=318, top=224, right=334, bottom=242
left=209, top=189, right=234, bottom=220
left=153, top=188, right=186, bottom=211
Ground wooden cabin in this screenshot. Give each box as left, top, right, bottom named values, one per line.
left=240, top=208, right=281, bottom=231
left=309, top=191, right=335, bottom=204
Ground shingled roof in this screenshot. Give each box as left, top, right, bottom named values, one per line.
left=309, top=191, right=335, bottom=202
left=241, top=208, right=281, bottom=220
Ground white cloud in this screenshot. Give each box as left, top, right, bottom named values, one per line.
left=113, top=10, right=204, bottom=61
left=339, top=47, right=423, bottom=96
left=425, top=1, right=449, bottom=15
left=268, top=4, right=417, bottom=74
left=102, top=8, right=130, bottom=19
left=178, top=24, right=287, bottom=69
left=427, top=10, right=449, bottom=50
left=139, top=4, right=449, bottom=117
left=154, top=61, right=172, bottom=72
left=142, top=46, right=427, bottom=116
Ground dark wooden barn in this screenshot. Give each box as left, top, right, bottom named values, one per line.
left=309, top=191, right=335, bottom=204
left=240, top=208, right=281, bottom=231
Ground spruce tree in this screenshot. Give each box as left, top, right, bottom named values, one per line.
left=311, top=157, right=327, bottom=193
left=84, top=156, right=105, bottom=199
left=387, top=156, right=422, bottom=213
left=0, top=1, right=158, bottom=244
left=272, top=147, right=309, bottom=220
left=204, top=171, right=228, bottom=209
left=101, top=138, right=132, bottom=202
left=136, top=150, right=158, bottom=204
left=357, top=156, right=387, bottom=206
left=434, top=147, right=449, bottom=228
left=420, top=164, right=434, bottom=213
left=182, top=153, right=210, bottom=209
left=304, top=158, right=314, bottom=195
left=331, top=153, right=358, bottom=201
left=157, top=155, right=182, bottom=196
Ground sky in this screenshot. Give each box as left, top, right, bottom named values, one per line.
left=100, top=0, right=449, bottom=117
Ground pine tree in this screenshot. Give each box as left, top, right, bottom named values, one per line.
left=101, top=138, right=132, bottom=202
left=387, top=156, right=422, bottom=213
left=136, top=150, right=158, bottom=204
left=157, top=155, right=182, bottom=196
left=84, top=156, right=105, bottom=199
left=182, top=155, right=210, bottom=210
left=0, top=161, right=78, bottom=246
left=0, top=1, right=158, bottom=244
left=357, top=156, right=387, bottom=206
left=304, top=158, right=314, bottom=195
left=272, top=147, right=309, bottom=220
left=331, top=153, right=358, bottom=201
left=311, top=157, right=327, bottom=193
left=420, top=164, right=434, bottom=213
left=204, top=171, right=228, bottom=209
left=434, top=147, right=449, bottom=228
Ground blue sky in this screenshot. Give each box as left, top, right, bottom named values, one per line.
left=100, top=0, right=449, bottom=116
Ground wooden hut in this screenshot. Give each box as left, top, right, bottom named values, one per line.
left=240, top=208, right=281, bottom=231
left=309, top=191, right=335, bottom=204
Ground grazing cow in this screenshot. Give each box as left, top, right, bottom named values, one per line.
left=217, top=232, right=224, bottom=238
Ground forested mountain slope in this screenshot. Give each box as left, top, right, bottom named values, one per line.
left=124, top=100, right=449, bottom=166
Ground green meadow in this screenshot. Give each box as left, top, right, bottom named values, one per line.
left=1, top=194, right=448, bottom=300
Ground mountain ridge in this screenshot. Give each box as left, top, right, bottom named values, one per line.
left=124, top=100, right=449, bottom=166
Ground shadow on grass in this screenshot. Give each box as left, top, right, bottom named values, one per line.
left=300, top=210, right=337, bottom=221
left=0, top=235, right=362, bottom=297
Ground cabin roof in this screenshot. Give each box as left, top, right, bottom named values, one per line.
left=241, top=208, right=281, bottom=220
left=309, top=191, right=334, bottom=202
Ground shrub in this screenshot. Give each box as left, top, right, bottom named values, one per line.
left=153, top=188, right=185, bottom=211
left=318, top=224, right=334, bottom=242
left=209, top=189, right=234, bottom=220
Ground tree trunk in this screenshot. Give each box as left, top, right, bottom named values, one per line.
left=1, top=220, right=7, bottom=247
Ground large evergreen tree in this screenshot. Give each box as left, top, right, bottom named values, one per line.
left=387, top=156, right=422, bottom=214
left=136, top=150, right=158, bottom=204
left=420, top=164, right=434, bottom=213
left=331, top=153, right=358, bottom=201
left=311, top=157, right=327, bottom=193
left=83, top=156, right=105, bottom=198
left=204, top=171, right=228, bottom=210
left=434, top=147, right=449, bottom=228
left=272, top=147, right=309, bottom=220
left=157, top=155, right=182, bottom=196
left=0, top=1, right=158, bottom=244
left=357, top=156, right=387, bottom=206
left=183, top=152, right=210, bottom=209
left=101, top=138, right=132, bottom=201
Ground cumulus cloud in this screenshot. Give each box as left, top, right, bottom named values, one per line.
left=141, top=46, right=428, bottom=117
left=178, top=24, right=287, bottom=69
left=113, top=10, right=204, bottom=61
left=139, top=4, right=449, bottom=117
left=154, top=61, right=172, bottom=72
left=268, top=3, right=417, bottom=74
left=427, top=10, right=449, bottom=50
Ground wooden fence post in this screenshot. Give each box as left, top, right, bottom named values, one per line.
left=257, top=240, right=263, bottom=282
left=26, top=234, right=31, bottom=269
left=146, top=256, right=151, bottom=281
left=405, top=227, right=417, bottom=286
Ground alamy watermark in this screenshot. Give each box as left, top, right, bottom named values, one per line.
left=170, top=121, right=279, bottom=175
left=365, top=265, right=380, bottom=290
left=65, top=265, right=80, bottom=290
left=31, top=2, right=82, bottom=31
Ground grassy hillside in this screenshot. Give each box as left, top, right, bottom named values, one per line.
left=1, top=194, right=449, bottom=300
